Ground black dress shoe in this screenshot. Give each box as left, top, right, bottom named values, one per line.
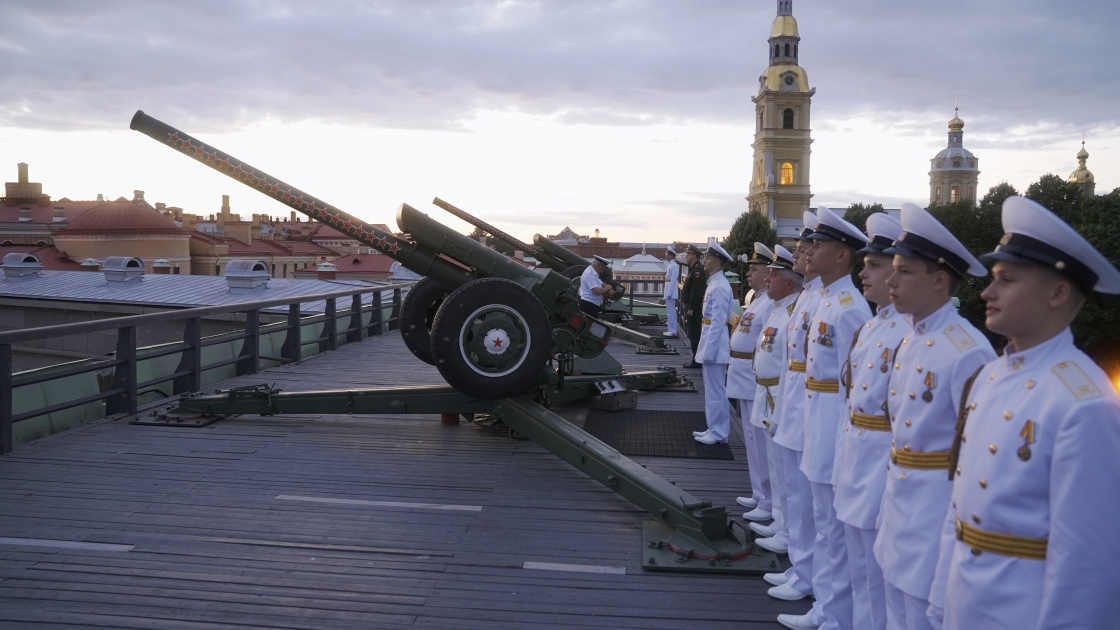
left=683, top=362, right=701, bottom=369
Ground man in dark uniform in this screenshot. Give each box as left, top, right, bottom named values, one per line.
left=681, top=244, right=708, bottom=369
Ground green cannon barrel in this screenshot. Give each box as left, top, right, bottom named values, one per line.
left=129, top=110, right=476, bottom=289
left=533, top=234, right=592, bottom=270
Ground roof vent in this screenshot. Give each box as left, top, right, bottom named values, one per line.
left=80, top=258, right=101, bottom=270
left=103, top=256, right=144, bottom=284
left=225, top=259, right=270, bottom=291
left=18, top=207, right=32, bottom=222
left=152, top=259, right=172, bottom=275
left=316, top=261, right=337, bottom=280
left=2, top=252, right=42, bottom=281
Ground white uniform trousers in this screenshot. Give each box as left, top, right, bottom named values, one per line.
left=885, top=581, right=934, bottom=630
left=845, top=524, right=885, bottom=630
left=740, top=399, right=771, bottom=512
left=701, top=363, right=730, bottom=442
left=810, top=481, right=852, bottom=630
left=665, top=298, right=678, bottom=335
left=763, top=426, right=786, bottom=542
left=781, top=445, right=818, bottom=599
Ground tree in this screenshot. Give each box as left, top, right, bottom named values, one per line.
left=724, top=209, right=779, bottom=259
left=1026, top=174, right=1083, bottom=227
left=467, top=226, right=515, bottom=256
left=841, top=202, right=885, bottom=237
left=979, top=181, right=1018, bottom=213
left=1067, top=188, right=1120, bottom=373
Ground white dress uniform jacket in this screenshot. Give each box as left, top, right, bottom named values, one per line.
left=929, top=328, right=1120, bottom=629
left=802, top=275, right=872, bottom=485
left=579, top=264, right=604, bottom=306
left=663, top=260, right=680, bottom=299
left=874, top=300, right=996, bottom=600
left=727, top=290, right=776, bottom=404
left=774, top=276, right=822, bottom=452
left=749, top=293, right=798, bottom=429
left=835, top=304, right=909, bottom=529
left=695, top=272, right=732, bottom=365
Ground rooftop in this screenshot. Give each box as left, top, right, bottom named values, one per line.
left=0, top=329, right=808, bottom=627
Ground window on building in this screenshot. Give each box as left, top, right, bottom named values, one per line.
left=271, top=263, right=276, bottom=277
left=784, top=43, right=790, bottom=56
left=950, top=186, right=960, bottom=203
left=936, top=187, right=942, bottom=203
left=283, top=263, right=288, bottom=277
left=968, top=186, right=975, bottom=200
left=781, top=162, right=794, bottom=185
left=783, top=108, right=794, bottom=129
left=215, top=264, right=221, bottom=276
left=756, top=160, right=765, bottom=186
left=758, top=110, right=764, bottom=131
left=952, top=158, right=961, bottom=167
left=774, top=44, right=780, bottom=58
left=794, top=44, right=798, bottom=57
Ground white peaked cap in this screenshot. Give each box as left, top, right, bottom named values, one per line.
left=742, top=242, right=776, bottom=265
left=808, top=205, right=869, bottom=249
left=886, top=202, right=986, bottom=277
left=767, top=244, right=796, bottom=271
left=705, top=237, right=733, bottom=262
left=592, top=255, right=612, bottom=266
left=666, top=245, right=677, bottom=255
left=860, top=212, right=904, bottom=254
left=794, top=210, right=818, bottom=241
left=982, top=196, right=1120, bottom=294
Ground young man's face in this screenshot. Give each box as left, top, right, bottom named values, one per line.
left=792, top=241, right=811, bottom=276
left=859, top=252, right=894, bottom=306
left=685, top=252, right=699, bottom=266
left=886, top=255, right=941, bottom=316
left=804, top=238, right=847, bottom=277
left=981, top=260, right=1065, bottom=338
left=746, top=264, right=768, bottom=292
left=702, top=254, right=723, bottom=275
left=665, top=252, right=676, bottom=262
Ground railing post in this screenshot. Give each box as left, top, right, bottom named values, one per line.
left=281, top=304, right=302, bottom=363
left=173, top=317, right=203, bottom=394
left=107, top=326, right=138, bottom=416
left=320, top=298, right=337, bottom=352
left=348, top=294, right=363, bottom=343
left=389, top=288, right=402, bottom=331
left=368, top=290, right=383, bottom=336
left=237, top=309, right=260, bottom=376
left=1, top=343, right=12, bottom=455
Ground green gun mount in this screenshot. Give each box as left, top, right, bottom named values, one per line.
left=130, top=110, right=672, bottom=400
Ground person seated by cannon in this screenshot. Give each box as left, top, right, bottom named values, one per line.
left=578, top=255, right=615, bottom=317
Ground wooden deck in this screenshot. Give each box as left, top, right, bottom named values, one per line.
left=0, top=329, right=811, bottom=629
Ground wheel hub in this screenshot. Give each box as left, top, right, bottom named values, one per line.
left=461, top=305, right=531, bottom=377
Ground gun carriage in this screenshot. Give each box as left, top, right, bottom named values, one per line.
left=128, top=111, right=774, bottom=574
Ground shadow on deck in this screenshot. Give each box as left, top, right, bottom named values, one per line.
left=0, top=330, right=810, bottom=629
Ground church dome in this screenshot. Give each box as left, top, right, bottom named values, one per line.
left=770, top=15, right=800, bottom=38
left=61, top=200, right=185, bottom=235
left=1069, top=141, right=1095, bottom=185
left=619, top=252, right=667, bottom=274
left=948, top=109, right=965, bottom=132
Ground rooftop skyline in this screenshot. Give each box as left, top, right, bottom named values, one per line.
left=1, top=0, right=1116, bottom=241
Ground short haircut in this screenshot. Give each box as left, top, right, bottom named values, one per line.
left=919, top=259, right=962, bottom=296
left=779, top=268, right=804, bottom=292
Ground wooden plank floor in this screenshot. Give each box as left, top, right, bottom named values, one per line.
left=0, top=328, right=811, bottom=629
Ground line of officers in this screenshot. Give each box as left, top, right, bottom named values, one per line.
left=663, top=198, right=1120, bottom=630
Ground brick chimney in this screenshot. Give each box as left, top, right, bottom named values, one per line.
left=316, top=261, right=337, bottom=280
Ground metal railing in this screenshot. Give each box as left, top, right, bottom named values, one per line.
left=0, top=282, right=412, bottom=454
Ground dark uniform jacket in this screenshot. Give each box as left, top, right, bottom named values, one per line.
left=680, top=263, right=708, bottom=313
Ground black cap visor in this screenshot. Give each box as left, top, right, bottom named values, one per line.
left=807, top=223, right=866, bottom=250
left=884, top=231, right=969, bottom=279
left=981, top=233, right=1097, bottom=294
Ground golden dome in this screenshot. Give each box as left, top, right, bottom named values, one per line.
left=770, top=15, right=799, bottom=38
left=948, top=107, right=964, bottom=132
left=1069, top=141, right=1094, bottom=184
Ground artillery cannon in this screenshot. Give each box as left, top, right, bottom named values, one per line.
left=128, top=111, right=774, bottom=575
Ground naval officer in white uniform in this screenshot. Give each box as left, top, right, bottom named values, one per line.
left=693, top=239, right=734, bottom=445
left=834, top=212, right=906, bottom=630
left=748, top=245, right=802, bottom=555
left=873, top=203, right=996, bottom=630
left=927, top=196, right=1120, bottom=629
left=662, top=246, right=681, bottom=338
left=729, top=243, right=778, bottom=519
left=578, top=255, right=615, bottom=318
left=778, top=206, right=872, bottom=630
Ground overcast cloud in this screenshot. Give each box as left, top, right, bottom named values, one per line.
left=1, top=0, right=1117, bottom=144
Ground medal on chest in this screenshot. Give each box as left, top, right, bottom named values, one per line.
left=922, top=371, right=936, bottom=402
left=761, top=326, right=777, bottom=352
left=816, top=321, right=834, bottom=347
left=738, top=312, right=755, bottom=333
left=880, top=348, right=891, bottom=373
left=801, top=311, right=810, bottom=331
left=1018, top=419, right=1035, bottom=461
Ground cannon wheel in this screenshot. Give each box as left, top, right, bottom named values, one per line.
left=430, top=277, right=552, bottom=400
left=399, top=278, right=451, bottom=365
left=562, top=264, right=587, bottom=280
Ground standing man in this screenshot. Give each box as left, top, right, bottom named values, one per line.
left=834, top=212, right=906, bottom=630
left=778, top=206, right=872, bottom=630
left=928, top=197, right=1120, bottom=629
left=873, top=203, right=996, bottom=630
left=578, top=255, right=614, bottom=318
left=681, top=244, right=709, bottom=369
left=662, top=246, right=681, bottom=338
left=728, top=243, right=778, bottom=516
left=747, top=244, right=803, bottom=553
left=693, top=240, right=734, bottom=445
left=766, top=212, right=823, bottom=622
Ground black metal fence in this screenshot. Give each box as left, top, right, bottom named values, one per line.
left=0, top=282, right=411, bottom=454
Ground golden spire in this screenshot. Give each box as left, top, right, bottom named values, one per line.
left=948, top=105, right=964, bottom=132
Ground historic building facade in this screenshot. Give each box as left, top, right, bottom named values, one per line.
left=747, top=0, right=815, bottom=224
left=929, top=108, right=980, bottom=205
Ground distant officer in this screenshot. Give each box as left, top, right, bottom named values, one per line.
left=681, top=244, right=709, bottom=369
left=873, top=203, right=996, bottom=630
left=834, top=212, right=906, bottom=630
left=728, top=243, right=778, bottom=517
left=777, top=206, right=872, bottom=630
left=927, top=197, right=1120, bottom=629
left=747, top=245, right=802, bottom=554
left=578, top=255, right=614, bottom=318
left=662, top=246, right=680, bottom=338
left=693, top=240, right=734, bottom=445
left=767, top=212, right=824, bottom=623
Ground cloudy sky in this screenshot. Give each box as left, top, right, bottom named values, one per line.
left=1, top=0, right=1117, bottom=242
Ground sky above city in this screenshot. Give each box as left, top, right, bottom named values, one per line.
left=1, top=0, right=1117, bottom=242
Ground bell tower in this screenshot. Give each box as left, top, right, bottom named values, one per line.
left=747, top=0, right=815, bottom=228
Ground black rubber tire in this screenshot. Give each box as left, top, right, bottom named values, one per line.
left=399, top=277, right=451, bottom=365
left=561, top=264, right=587, bottom=280
left=430, top=277, right=552, bottom=400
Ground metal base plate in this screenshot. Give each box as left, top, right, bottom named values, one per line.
left=641, top=520, right=782, bottom=574
left=636, top=345, right=680, bottom=355
left=131, top=412, right=226, bottom=427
